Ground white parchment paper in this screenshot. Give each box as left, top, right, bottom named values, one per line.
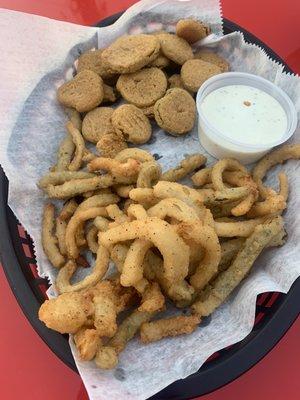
left=0, top=1, right=299, bottom=399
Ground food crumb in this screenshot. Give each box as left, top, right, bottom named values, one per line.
left=114, top=367, right=126, bottom=381
left=243, top=100, right=251, bottom=106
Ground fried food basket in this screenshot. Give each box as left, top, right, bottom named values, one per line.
left=0, top=14, right=299, bottom=399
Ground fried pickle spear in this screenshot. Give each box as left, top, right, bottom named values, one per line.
left=140, top=315, right=200, bottom=343
left=219, top=238, right=246, bottom=271
left=192, top=216, right=284, bottom=316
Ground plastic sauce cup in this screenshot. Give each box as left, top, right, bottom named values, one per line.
left=196, top=72, right=298, bottom=164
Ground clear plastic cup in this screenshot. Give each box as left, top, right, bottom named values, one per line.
left=196, top=72, right=298, bottom=164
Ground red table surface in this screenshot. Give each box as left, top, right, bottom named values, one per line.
left=0, top=1, right=299, bottom=399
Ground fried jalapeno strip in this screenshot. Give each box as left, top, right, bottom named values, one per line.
left=252, top=144, right=300, bottom=199
left=95, top=310, right=155, bottom=369
left=140, top=315, right=200, bottom=343
left=38, top=171, right=96, bottom=189
left=137, top=161, right=161, bottom=188
left=211, top=159, right=257, bottom=216
left=66, top=207, right=108, bottom=259
left=161, top=154, right=206, bottom=182
left=192, top=216, right=284, bottom=316
left=42, top=203, right=65, bottom=268
left=66, top=121, right=85, bottom=171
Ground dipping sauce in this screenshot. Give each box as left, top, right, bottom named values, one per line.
left=196, top=72, right=297, bottom=164
left=200, top=85, right=288, bottom=146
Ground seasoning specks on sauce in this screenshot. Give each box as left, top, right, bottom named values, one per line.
left=200, top=85, right=287, bottom=146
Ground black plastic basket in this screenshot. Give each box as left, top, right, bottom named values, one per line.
left=0, top=14, right=299, bottom=400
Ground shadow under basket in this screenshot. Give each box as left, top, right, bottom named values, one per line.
left=0, top=14, right=299, bottom=400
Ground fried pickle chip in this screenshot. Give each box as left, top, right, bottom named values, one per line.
left=176, top=19, right=210, bottom=43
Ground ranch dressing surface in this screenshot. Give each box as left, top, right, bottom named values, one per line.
left=200, top=84, right=288, bottom=146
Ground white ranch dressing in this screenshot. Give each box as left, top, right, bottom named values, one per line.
left=200, top=84, right=288, bottom=146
